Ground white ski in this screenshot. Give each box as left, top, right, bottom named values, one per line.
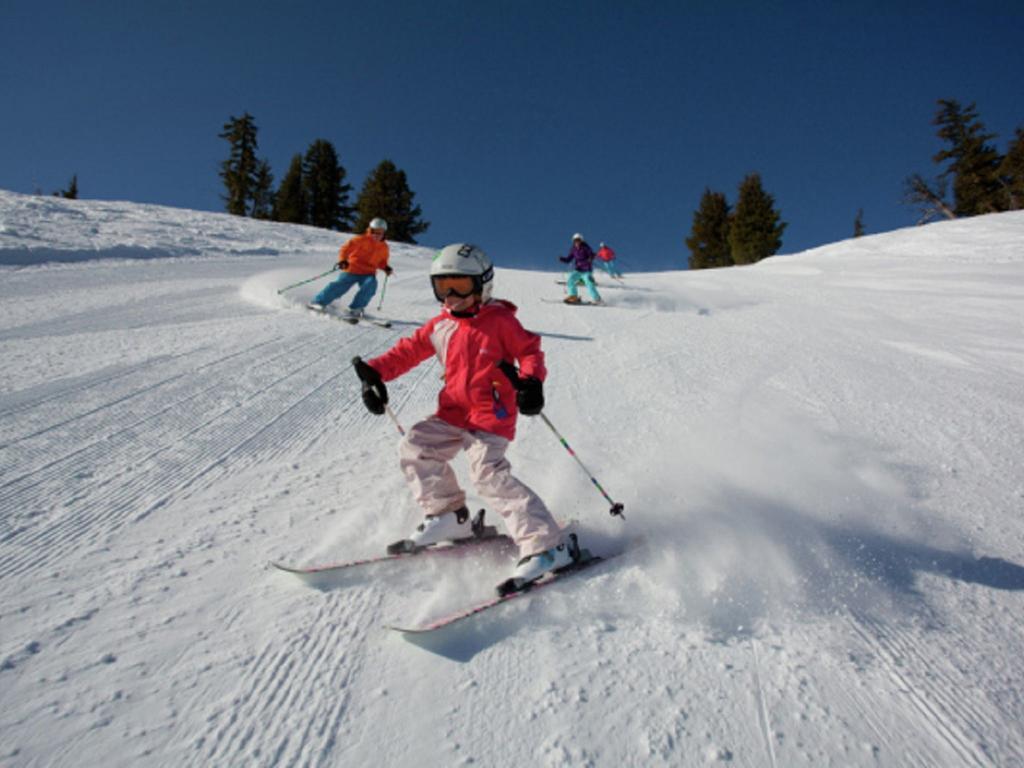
left=387, top=549, right=616, bottom=635
left=306, top=304, right=392, bottom=328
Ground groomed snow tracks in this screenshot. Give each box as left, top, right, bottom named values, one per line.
left=0, top=323, right=401, bottom=580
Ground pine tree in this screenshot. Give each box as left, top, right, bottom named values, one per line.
left=218, top=113, right=261, bottom=216
left=685, top=189, right=732, bottom=269
left=903, top=173, right=956, bottom=223
left=251, top=160, right=275, bottom=220
left=302, top=139, right=353, bottom=230
left=853, top=208, right=865, bottom=237
left=727, top=173, right=786, bottom=265
left=61, top=175, right=79, bottom=200
left=932, top=100, right=1005, bottom=216
left=353, top=160, right=430, bottom=243
left=273, top=154, right=306, bottom=224
left=999, top=127, right=1024, bottom=211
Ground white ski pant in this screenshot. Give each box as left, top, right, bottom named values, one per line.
left=398, top=416, right=562, bottom=557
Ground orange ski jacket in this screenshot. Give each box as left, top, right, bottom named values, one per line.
left=339, top=231, right=390, bottom=275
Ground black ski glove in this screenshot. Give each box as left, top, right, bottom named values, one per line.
left=352, top=356, right=388, bottom=415
left=497, top=360, right=544, bottom=416
left=383, top=265, right=394, bottom=276
left=516, top=376, right=544, bottom=416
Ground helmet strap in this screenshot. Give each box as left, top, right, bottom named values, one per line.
left=445, top=293, right=481, bottom=316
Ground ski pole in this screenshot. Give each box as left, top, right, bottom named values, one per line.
left=497, top=361, right=624, bottom=519
left=538, top=412, right=624, bottom=518
left=376, top=273, right=389, bottom=310
left=354, top=355, right=404, bottom=435
left=385, top=404, right=405, bottom=436
left=276, top=266, right=337, bottom=295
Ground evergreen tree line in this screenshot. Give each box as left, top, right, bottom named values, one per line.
left=685, top=173, right=787, bottom=270
left=685, top=99, right=1022, bottom=271
left=218, top=113, right=429, bottom=243
left=44, top=175, right=79, bottom=199
left=905, top=99, right=1024, bottom=224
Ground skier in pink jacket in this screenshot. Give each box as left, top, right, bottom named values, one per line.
left=352, top=243, right=582, bottom=592
left=595, top=242, right=623, bottom=279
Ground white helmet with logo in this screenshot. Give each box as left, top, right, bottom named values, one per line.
left=572, top=232, right=584, bottom=242
left=369, top=217, right=388, bottom=232
left=430, top=243, right=494, bottom=303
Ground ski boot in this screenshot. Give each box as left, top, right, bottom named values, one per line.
left=342, top=307, right=364, bottom=324
left=563, top=295, right=581, bottom=305
left=306, top=301, right=326, bottom=312
left=496, top=533, right=582, bottom=596
left=386, top=507, right=497, bottom=555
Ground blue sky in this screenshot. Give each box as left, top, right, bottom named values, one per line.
left=3, top=1, right=1022, bottom=271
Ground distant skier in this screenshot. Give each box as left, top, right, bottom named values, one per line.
left=596, top=242, right=623, bottom=279
left=560, top=233, right=602, bottom=305
left=308, top=217, right=392, bottom=320
left=352, top=243, right=582, bottom=592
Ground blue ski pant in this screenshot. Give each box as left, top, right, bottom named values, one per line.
left=598, top=259, right=622, bottom=277
left=566, top=271, right=601, bottom=302
left=313, top=272, right=378, bottom=310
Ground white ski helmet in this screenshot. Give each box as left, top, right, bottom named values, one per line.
left=430, top=243, right=494, bottom=303
left=572, top=232, right=584, bottom=242
left=369, top=217, right=388, bottom=232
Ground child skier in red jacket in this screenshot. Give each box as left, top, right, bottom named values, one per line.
left=352, top=243, right=580, bottom=592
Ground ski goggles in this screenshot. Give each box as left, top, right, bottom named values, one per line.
left=431, top=274, right=478, bottom=300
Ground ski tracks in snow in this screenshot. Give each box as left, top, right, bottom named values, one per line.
left=0, top=319, right=400, bottom=579
left=755, top=607, right=1009, bottom=767
left=0, top=271, right=418, bottom=764
left=841, top=610, right=1003, bottom=766
left=749, top=637, right=779, bottom=768
left=185, top=587, right=383, bottom=767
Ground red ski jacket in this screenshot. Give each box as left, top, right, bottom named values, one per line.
left=368, top=300, right=545, bottom=440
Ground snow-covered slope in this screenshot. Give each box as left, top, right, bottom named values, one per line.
left=2, top=189, right=1023, bottom=767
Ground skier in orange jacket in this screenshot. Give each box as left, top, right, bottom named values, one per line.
left=309, top=217, right=392, bottom=319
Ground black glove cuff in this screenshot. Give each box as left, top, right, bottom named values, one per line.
left=352, top=357, right=382, bottom=385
